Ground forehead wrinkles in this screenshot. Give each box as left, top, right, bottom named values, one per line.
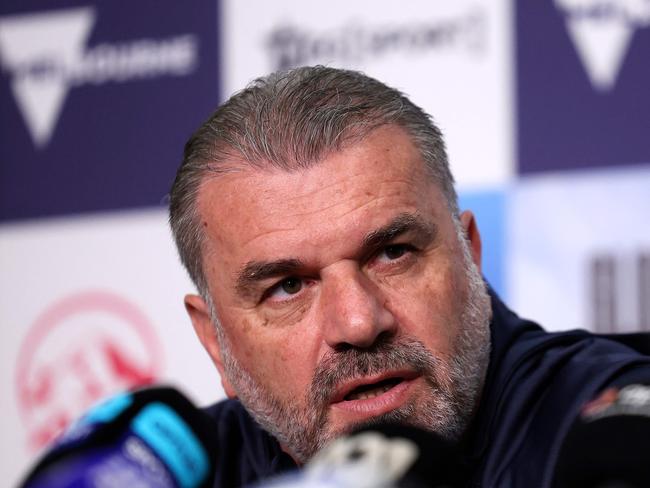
left=203, top=167, right=428, bottom=236
left=197, top=127, right=440, bottom=264
left=240, top=188, right=426, bottom=259
left=206, top=127, right=429, bottom=214
left=262, top=176, right=422, bottom=224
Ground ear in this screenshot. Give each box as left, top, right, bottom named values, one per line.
left=184, top=294, right=238, bottom=399
left=459, top=210, right=482, bottom=271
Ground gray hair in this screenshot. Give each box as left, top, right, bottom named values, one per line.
left=169, top=66, right=458, bottom=296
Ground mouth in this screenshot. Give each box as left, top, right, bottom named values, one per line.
left=343, top=377, right=404, bottom=401
left=330, top=371, right=419, bottom=417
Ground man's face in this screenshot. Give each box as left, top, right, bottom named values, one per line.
left=186, top=125, right=491, bottom=462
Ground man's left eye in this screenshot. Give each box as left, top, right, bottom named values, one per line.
left=381, top=244, right=411, bottom=261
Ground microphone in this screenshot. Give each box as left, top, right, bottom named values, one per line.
left=552, top=383, right=650, bottom=488
left=20, top=386, right=218, bottom=488
left=261, top=423, right=467, bottom=487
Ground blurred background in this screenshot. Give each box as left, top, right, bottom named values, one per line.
left=1, top=0, right=649, bottom=484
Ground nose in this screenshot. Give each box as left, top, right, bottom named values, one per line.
left=320, top=263, right=397, bottom=349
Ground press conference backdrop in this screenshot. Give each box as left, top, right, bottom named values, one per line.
left=1, top=0, right=648, bottom=484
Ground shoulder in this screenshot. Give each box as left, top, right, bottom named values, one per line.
left=487, top=289, right=650, bottom=392
left=202, top=399, right=296, bottom=487
left=473, top=291, right=650, bottom=486
left=203, top=397, right=255, bottom=429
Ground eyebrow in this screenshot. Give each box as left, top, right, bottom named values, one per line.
left=362, top=212, right=437, bottom=251
left=234, top=212, right=436, bottom=298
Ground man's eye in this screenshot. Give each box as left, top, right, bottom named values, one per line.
left=280, top=277, right=302, bottom=294
left=266, top=277, right=304, bottom=301
left=382, top=244, right=411, bottom=260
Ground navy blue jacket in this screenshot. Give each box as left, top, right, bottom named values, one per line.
left=203, top=292, right=650, bottom=487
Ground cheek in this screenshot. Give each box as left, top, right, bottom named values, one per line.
left=387, top=260, right=463, bottom=353
left=227, top=316, right=317, bottom=396
left=262, top=302, right=312, bottom=329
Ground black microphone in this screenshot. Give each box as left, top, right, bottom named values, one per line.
left=20, top=386, right=218, bottom=488
left=552, top=383, right=650, bottom=488
left=261, top=423, right=467, bottom=487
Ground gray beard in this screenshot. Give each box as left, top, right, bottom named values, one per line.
left=213, top=229, right=492, bottom=463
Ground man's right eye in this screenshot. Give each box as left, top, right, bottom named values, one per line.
left=265, top=277, right=304, bottom=302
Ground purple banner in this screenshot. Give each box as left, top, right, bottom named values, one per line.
left=516, top=0, right=650, bottom=174
left=0, top=0, right=220, bottom=221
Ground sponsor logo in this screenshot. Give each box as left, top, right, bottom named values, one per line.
left=15, top=291, right=164, bottom=451
left=589, top=250, right=650, bottom=333
left=0, top=7, right=198, bottom=148
left=555, top=0, right=650, bottom=91
left=266, top=9, right=486, bottom=71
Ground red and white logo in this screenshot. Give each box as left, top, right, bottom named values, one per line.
left=15, top=291, right=164, bottom=451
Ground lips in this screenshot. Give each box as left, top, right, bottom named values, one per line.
left=344, top=377, right=403, bottom=401
left=331, top=370, right=418, bottom=405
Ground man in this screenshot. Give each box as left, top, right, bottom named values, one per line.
left=169, top=66, right=650, bottom=487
